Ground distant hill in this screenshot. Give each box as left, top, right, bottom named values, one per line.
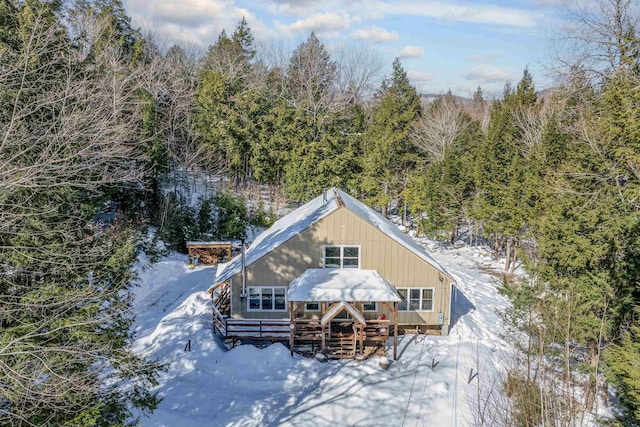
left=420, top=93, right=473, bottom=105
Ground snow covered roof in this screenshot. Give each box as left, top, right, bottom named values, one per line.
left=210, top=187, right=453, bottom=290
left=288, top=269, right=401, bottom=302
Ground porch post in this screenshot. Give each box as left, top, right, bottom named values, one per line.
left=289, top=301, right=294, bottom=357
left=393, top=301, right=398, bottom=361
left=321, top=323, right=326, bottom=354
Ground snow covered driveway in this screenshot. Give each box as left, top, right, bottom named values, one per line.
left=130, top=245, right=511, bottom=426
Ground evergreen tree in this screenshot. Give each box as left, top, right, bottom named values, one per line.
left=0, top=1, right=160, bottom=424
left=196, top=19, right=258, bottom=184
left=473, top=69, right=538, bottom=268
left=361, top=58, right=421, bottom=215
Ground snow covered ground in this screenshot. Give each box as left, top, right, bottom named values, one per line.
left=130, top=243, right=512, bottom=426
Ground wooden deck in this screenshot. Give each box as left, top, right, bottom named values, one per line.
left=212, top=303, right=391, bottom=358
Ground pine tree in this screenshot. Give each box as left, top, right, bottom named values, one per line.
left=196, top=19, right=258, bottom=185
left=361, top=58, right=421, bottom=215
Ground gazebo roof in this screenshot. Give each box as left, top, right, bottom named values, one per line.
left=287, top=269, right=402, bottom=302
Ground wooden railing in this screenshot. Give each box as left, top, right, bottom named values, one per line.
left=212, top=303, right=227, bottom=337
left=225, top=319, right=290, bottom=340
left=212, top=311, right=391, bottom=347
left=292, top=320, right=323, bottom=341
left=361, top=320, right=391, bottom=342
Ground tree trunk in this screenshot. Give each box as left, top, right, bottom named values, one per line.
left=505, top=237, right=512, bottom=271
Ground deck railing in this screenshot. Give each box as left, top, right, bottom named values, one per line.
left=226, top=319, right=290, bottom=339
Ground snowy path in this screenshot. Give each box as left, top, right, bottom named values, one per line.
left=130, top=245, right=512, bottom=426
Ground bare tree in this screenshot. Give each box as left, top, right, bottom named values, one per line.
left=410, top=94, right=471, bottom=163
left=0, top=4, right=159, bottom=424
left=513, top=100, right=557, bottom=156
left=555, top=0, right=639, bottom=79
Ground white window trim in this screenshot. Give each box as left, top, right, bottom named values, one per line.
left=322, top=244, right=361, bottom=269
left=305, top=302, right=321, bottom=312
left=363, top=302, right=378, bottom=312
left=247, top=286, right=288, bottom=312
left=397, top=287, right=435, bottom=312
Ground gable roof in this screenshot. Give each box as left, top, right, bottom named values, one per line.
left=211, top=188, right=454, bottom=290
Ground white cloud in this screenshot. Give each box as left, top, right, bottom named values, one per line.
left=124, top=0, right=270, bottom=48
left=370, top=0, right=540, bottom=28
left=350, top=25, right=399, bottom=43
left=276, top=12, right=351, bottom=36
left=461, top=64, right=510, bottom=84
left=469, top=52, right=505, bottom=63
left=397, top=45, right=424, bottom=59
left=407, top=70, right=432, bottom=84
left=533, top=0, right=569, bottom=6
left=268, top=0, right=360, bottom=16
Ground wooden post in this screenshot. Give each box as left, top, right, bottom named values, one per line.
left=289, top=302, right=294, bottom=357
left=393, top=301, right=398, bottom=361
left=321, top=323, right=326, bottom=354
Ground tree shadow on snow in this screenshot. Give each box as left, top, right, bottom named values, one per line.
left=449, top=284, right=475, bottom=331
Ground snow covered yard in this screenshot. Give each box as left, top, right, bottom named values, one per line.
left=130, top=244, right=511, bottom=426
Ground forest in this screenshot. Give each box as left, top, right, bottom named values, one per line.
left=0, top=0, right=639, bottom=425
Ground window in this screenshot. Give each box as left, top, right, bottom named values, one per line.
left=363, top=302, right=377, bottom=311
left=248, top=287, right=287, bottom=311
left=323, top=245, right=360, bottom=268
left=397, top=288, right=434, bottom=312
left=306, top=302, right=320, bottom=311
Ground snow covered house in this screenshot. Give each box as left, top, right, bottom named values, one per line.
left=208, top=187, right=455, bottom=359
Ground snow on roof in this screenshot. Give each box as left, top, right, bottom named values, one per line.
left=210, top=187, right=454, bottom=291
left=287, top=269, right=401, bottom=302
left=186, top=241, right=234, bottom=246
left=212, top=191, right=340, bottom=287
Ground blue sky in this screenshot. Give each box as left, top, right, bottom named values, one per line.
left=123, top=0, right=568, bottom=97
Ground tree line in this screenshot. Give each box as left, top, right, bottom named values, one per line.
left=1, top=0, right=639, bottom=424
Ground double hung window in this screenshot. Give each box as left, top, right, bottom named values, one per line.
left=323, top=245, right=360, bottom=268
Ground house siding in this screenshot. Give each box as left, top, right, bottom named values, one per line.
left=229, top=206, right=452, bottom=330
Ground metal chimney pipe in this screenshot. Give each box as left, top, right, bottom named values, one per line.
left=241, top=239, right=247, bottom=298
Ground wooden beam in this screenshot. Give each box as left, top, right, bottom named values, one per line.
left=381, top=301, right=393, bottom=313
left=393, top=301, right=398, bottom=361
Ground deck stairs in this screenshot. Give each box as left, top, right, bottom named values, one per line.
left=326, top=328, right=356, bottom=359
left=214, top=283, right=231, bottom=316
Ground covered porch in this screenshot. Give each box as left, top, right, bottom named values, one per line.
left=211, top=269, right=402, bottom=360
left=286, top=269, right=401, bottom=360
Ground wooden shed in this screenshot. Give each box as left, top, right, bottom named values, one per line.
left=186, top=241, right=232, bottom=265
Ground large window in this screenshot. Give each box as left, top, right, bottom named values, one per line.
left=397, top=288, right=434, bottom=312
left=248, top=287, right=287, bottom=311
left=323, top=245, right=360, bottom=268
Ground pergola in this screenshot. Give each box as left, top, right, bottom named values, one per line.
left=287, top=269, right=402, bottom=359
